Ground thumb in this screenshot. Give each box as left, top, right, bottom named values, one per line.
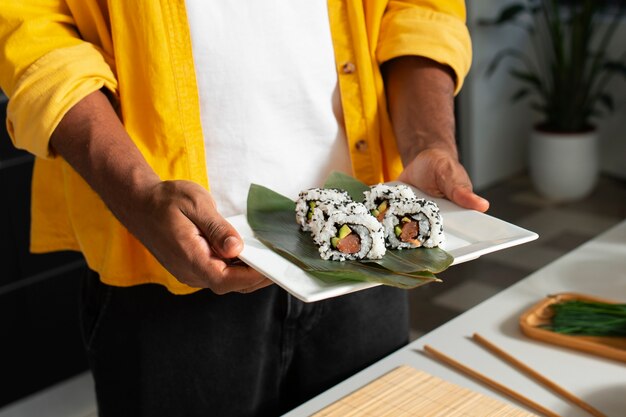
left=450, top=186, right=490, bottom=212
left=197, top=211, right=244, bottom=259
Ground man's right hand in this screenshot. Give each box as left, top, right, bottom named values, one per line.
left=126, top=180, right=272, bottom=293
left=50, top=90, right=271, bottom=294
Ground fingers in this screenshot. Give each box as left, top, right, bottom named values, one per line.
left=450, top=186, right=490, bottom=212
left=178, top=184, right=244, bottom=260
left=399, top=148, right=490, bottom=212
left=178, top=232, right=274, bottom=294
left=138, top=180, right=274, bottom=294
left=179, top=196, right=273, bottom=292
left=438, top=165, right=490, bottom=212
left=440, top=164, right=490, bottom=212
left=201, top=262, right=273, bottom=295
left=201, top=217, right=244, bottom=259
left=235, top=276, right=274, bottom=294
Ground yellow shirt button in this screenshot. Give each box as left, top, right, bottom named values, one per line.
left=341, top=62, right=356, bottom=74
left=355, top=139, right=368, bottom=152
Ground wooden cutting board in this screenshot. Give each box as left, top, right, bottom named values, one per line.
left=313, top=365, right=537, bottom=416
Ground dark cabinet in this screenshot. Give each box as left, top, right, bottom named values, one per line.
left=0, top=94, right=88, bottom=408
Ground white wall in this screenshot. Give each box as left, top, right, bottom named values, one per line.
left=599, top=23, right=626, bottom=179
left=460, top=2, right=626, bottom=190
left=459, top=1, right=534, bottom=190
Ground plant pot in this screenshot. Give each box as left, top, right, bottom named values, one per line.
left=529, top=129, right=599, bottom=201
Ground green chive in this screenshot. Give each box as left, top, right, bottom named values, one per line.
left=542, top=300, right=626, bottom=337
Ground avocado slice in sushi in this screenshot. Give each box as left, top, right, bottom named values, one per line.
left=372, top=200, right=388, bottom=221
left=306, top=201, right=316, bottom=220
left=331, top=224, right=352, bottom=248
left=338, top=224, right=352, bottom=239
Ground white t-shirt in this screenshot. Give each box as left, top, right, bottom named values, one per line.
left=185, top=1, right=352, bottom=217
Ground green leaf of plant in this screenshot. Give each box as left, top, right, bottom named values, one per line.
left=485, top=48, right=536, bottom=81
left=598, top=93, right=614, bottom=112
left=367, top=248, right=453, bottom=275
left=310, top=267, right=438, bottom=290
left=246, top=183, right=295, bottom=226
left=531, top=102, right=547, bottom=113
left=510, top=88, right=531, bottom=103
left=509, top=69, right=544, bottom=93
left=322, top=171, right=370, bottom=201
left=604, top=60, right=626, bottom=79
left=246, top=175, right=454, bottom=290
left=484, top=0, right=626, bottom=132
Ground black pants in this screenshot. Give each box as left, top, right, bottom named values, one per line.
left=80, top=271, right=408, bottom=417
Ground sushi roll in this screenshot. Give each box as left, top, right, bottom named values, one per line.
left=308, top=199, right=352, bottom=241
left=312, top=201, right=386, bottom=261
left=383, top=198, right=444, bottom=249
left=363, top=184, right=416, bottom=221
left=295, top=188, right=351, bottom=232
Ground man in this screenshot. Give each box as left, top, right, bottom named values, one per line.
left=0, top=1, right=488, bottom=415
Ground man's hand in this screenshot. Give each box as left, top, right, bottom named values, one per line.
left=383, top=56, right=489, bottom=213
left=125, top=180, right=272, bottom=293
left=50, top=90, right=272, bottom=293
left=398, top=148, right=489, bottom=212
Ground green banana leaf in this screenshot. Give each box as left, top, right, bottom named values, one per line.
left=246, top=173, right=453, bottom=289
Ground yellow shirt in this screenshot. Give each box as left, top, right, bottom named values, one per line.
left=0, top=0, right=471, bottom=294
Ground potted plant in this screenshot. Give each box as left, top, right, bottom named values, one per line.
left=481, top=0, right=626, bottom=201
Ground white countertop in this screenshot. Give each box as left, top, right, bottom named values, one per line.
left=285, top=219, right=626, bottom=417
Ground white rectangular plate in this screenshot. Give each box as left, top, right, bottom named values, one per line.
left=228, top=183, right=538, bottom=303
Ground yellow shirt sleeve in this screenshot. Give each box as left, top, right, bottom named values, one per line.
left=376, top=0, right=472, bottom=95
left=0, top=1, right=118, bottom=158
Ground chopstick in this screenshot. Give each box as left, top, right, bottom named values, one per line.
left=472, top=333, right=606, bottom=417
left=423, top=344, right=560, bottom=417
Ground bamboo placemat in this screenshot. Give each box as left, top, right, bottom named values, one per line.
left=313, top=365, right=538, bottom=416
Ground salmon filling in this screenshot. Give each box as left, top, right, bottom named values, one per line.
left=337, top=233, right=361, bottom=254
left=370, top=200, right=389, bottom=222
left=395, top=217, right=421, bottom=246
left=376, top=209, right=387, bottom=222
left=331, top=224, right=362, bottom=254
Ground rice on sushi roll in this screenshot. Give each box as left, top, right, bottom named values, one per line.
left=383, top=198, right=444, bottom=249
left=308, top=199, right=353, bottom=241
left=295, top=188, right=351, bottom=232
left=312, top=201, right=386, bottom=261
left=365, top=183, right=444, bottom=249
left=363, top=184, right=416, bottom=221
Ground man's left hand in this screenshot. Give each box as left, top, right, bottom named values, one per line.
left=398, top=147, right=489, bottom=212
